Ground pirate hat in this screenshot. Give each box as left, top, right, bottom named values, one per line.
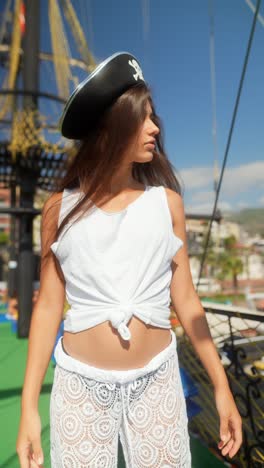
left=59, top=51, right=146, bottom=140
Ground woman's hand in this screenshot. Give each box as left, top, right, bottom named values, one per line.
left=16, top=409, right=44, bottom=467
left=214, top=385, right=243, bottom=459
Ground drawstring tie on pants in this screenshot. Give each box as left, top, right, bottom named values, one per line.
left=120, top=383, right=133, bottom=466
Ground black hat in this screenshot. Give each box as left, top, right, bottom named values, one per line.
left=59, top=51, right=146, bottom=140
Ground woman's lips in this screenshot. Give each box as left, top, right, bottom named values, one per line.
left=145, top=143, right=155, bottom=149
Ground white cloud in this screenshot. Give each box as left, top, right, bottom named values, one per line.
left=178, top=161, right=264, bottom=213
left=179, top=161, right=264, bottom=196
left=190, top=190, right=215, bottom=203
left=179, top=167, right=213, bottom=190
left=236, top=201, right=250, bottom=208
left=185, top=201, right=232, bottom=214
left=222, top=162, right=264, bottom=194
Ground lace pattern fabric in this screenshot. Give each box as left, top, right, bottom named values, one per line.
left=50, top=350, right=192, bottom=467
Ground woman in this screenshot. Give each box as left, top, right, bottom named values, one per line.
left=16, top=52, right=242, bottom=467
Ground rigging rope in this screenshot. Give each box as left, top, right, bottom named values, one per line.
left=78, top=0, right=94, bottom=54
left=49, top=0, right=71, bottom=98
left=60, top=0, right=96, bottom=71
left=141, top=0, right=150, bottom=68
left=208, top=0, right=219, bottom=194
left=196, top=0, right=262, bottom=291
left=245, top=0, right=264, bottom=26
left=2, top=0, right=97, bottom=159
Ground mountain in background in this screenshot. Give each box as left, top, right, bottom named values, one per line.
left=223, top=207, right=264, bottom=237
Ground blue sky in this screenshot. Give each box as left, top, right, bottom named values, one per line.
left=75, top=0, right=264, bottom=213
left=2, top=0, right=264, bottom=213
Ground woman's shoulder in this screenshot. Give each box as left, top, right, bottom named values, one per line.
left=163, top=187, right=185, bottom=227
left=42, top=191, right=64, bottom=216
left=163, top=187, right=183, bottom=203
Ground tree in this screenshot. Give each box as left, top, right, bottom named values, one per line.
left=0, top=231, right=9, bottom=245
left=217, top=235, right=243, bottom=290
left=197, top=228, right=219, bottom=278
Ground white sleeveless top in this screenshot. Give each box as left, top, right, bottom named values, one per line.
left=50, top=185, right=183, bottom=341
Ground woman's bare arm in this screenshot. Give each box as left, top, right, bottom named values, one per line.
left=21, top=192, right=65, bottom=412
left=166, top=188, right=242, bottom=459
left=166, top=188, right=229, bottom=389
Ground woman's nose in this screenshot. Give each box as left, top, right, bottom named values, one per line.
left=151, top=123, right=160, bottom=136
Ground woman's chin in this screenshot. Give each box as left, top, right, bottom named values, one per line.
left=145, top=149, right=154, bottom=157
left=134, top=151, right=154, bottom=163
left=141, top=154, right=153, bottom=163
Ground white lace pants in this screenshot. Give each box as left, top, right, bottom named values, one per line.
left=50, top=330, right=192, bottom=467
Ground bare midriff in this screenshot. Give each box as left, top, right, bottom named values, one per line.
left=62, top=316, right=172, bottom=370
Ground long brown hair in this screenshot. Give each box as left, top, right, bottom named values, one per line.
left=43, top=82, right=183, bottom=265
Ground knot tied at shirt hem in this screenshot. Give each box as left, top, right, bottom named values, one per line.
left=109, top=303, right=135, bottom=341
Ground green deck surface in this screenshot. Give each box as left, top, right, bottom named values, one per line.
left=0, top=319, right=226, bottom=467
